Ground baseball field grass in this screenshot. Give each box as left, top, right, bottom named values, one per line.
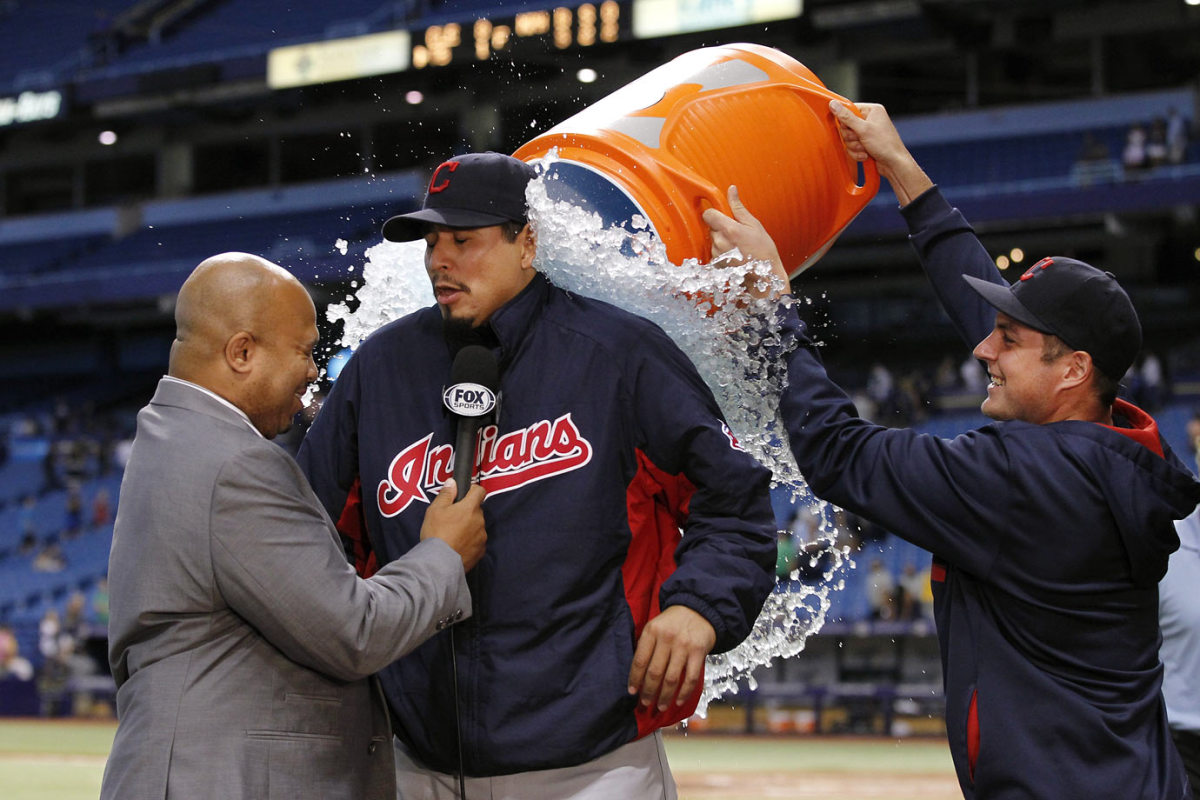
left=0, top=718, right=960, bottom=799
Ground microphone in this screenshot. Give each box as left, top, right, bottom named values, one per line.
left=443, top=345, right=499, bottom=501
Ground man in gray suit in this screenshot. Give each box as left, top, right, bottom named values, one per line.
left=100, top=252, right=487, bottom=800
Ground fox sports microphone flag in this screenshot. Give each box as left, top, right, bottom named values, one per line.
left=444, top=345, right=499, bottom=501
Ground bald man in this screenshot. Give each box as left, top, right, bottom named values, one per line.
left=100, top=253, right=487, bottom=800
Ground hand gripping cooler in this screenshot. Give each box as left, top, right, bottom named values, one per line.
left=512, top=43, right=879, bottom=277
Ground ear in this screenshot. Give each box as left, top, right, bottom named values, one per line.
left=519, top=224, right=536, bottom=271
left=225, top=331, right=256, bottom=374
left=1060, top=350, right=1093, bottom=389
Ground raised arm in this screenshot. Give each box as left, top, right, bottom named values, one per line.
left=829, top=99, right=1000, bottom=352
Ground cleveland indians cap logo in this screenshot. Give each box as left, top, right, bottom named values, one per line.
left=1019, top=257, right=1053, bottom=281
left=428, top=160, right=460, bottom=194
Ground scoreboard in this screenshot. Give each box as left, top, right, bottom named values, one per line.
left=268, top=0, right=802, bottom=88
left=412, top=2, right=627, bottom=69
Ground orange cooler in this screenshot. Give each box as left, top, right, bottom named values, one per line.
left=512, top=43, right=878, bottom=277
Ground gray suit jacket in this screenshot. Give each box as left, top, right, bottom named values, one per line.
left=100, top=379, right=471, bottom=800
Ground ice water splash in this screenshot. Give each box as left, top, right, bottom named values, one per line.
left=325, top=239, right=433, bottom=349
left=324, top=157, right=852, bottom=714
left=526, top=165, right=803, bottom=491
left=525, top=156, right=853, bottom=712
left=705, top=511, right=853, bottom=714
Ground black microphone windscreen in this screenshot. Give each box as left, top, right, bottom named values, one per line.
left=450, top=345, right=499, bottom=392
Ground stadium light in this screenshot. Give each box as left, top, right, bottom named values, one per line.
left=576, top=68, right=598, bottom=83
left=98, top=130, right=117, bottom=146
left=995, top=254, right=1010, bottom=270
left=405, top=90, right=424, bottom=105
left=1010, top=247, right=1024, bottom=264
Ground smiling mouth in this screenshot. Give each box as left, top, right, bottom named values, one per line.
left=988, top=374, right=1005, bottom=388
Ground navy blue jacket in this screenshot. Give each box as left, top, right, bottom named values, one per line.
left=298, top=272, right=776, bottom=776
left=780, top=187, right=1200, bottom=798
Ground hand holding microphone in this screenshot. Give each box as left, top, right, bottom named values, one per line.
left=420, top=479, right=487, bottom=571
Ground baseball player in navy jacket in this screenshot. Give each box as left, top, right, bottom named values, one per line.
left=298, top=153, right=777, bottom=797
left=704, top=102, right=1200, bottom=799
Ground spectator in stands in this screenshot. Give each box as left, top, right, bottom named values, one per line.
left=1140, top=350, right=1168, bottom=412
left=865, top=362, right=895, bottom=421
left=40, top=446, right=60, bottom=493
left=1147, top=117, right=1169, bottom=169
left=788, top=507, right=835, bottom=581
left=897, top=562, right=931, bottom=621
left=933, top=355, right=962, bottom=394
left=32, top=540, right=65, bottom=572
left=1167, top=106, right=1189, bottom=165
left=62, top=439, right=90, bottom=482
left=63, top=482, right=83, bottom=538
left=90, top=577, right=109, bottom=626
left=865, top=558, right=897, bottom=621
left=37, top=642, right=72, bottom=716
left=959, top=352, right=987, bottom=394
left=0, top=624, right=33, bottom=681
left=17, top=531, right=37, bottom=557
left=1123, top=122, right=1148, bottom=176
left=62, top=591, right=89, bottom=641
left=895, top=370, right=929, bottom=425
left=89, top=488, right=111, bottom=529
left=776, top=528, right=799, bottom=581
left=703, top=99, right=1200, bottom=799
left=37, top=633, right=94, bottom=717
left=38, top=607, right=62, bottom=659
left=1160, top=412, right=1200, bottom=799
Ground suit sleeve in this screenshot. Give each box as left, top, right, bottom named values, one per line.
left=209, top=443, right=470, bottom=682
left=630, top=325, right=778, bottom=654
left=901, top=186, right=1004, bottom=354
left=777, top=301, right=1004, bottom=576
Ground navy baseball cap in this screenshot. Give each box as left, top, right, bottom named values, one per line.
left=382, top=152, right=536, bottom=242
left=963, top=256, right=1142, bottom=381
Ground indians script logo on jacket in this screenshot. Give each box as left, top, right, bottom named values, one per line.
left=377, top=413, right=594, bottom=516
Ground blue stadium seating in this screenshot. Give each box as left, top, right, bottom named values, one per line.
left=0, top=0, right=139, bottom=91
left=75, top=0, right=401, bottom=91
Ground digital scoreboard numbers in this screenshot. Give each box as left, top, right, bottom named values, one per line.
left=413, top=1, right=625, bottom=68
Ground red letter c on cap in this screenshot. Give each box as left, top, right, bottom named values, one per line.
left=429, top=160, right=459, bottom=194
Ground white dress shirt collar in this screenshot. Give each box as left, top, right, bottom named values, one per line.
left=161, top=375, right=263, bottom=438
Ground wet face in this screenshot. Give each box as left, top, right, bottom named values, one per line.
left=424, top=223, right=536, bottom=327
left=242, top=283, right=319, bottom=438
left=971, top=313, right=1069, bottom=424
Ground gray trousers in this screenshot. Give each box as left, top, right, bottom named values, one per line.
left=394, top=732, right=679, bottom=800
